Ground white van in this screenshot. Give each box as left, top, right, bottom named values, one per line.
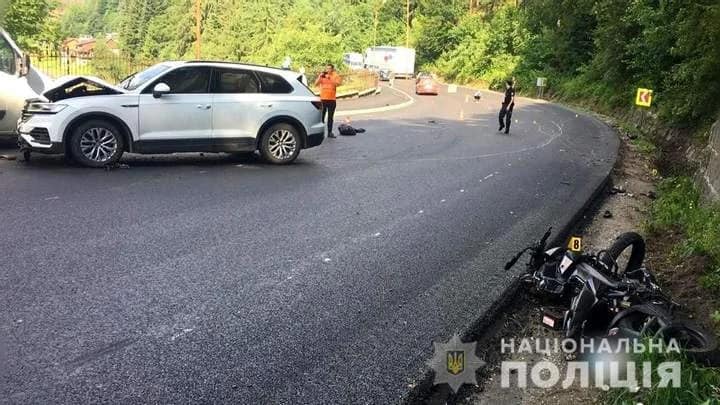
left=0, top=29, right=48, bottom=141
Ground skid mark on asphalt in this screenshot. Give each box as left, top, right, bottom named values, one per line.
left=67, top=337, right=137, bottom=374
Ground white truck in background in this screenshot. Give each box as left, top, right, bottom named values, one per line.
left=363, top=46, right=415, bottom=79
left=342, top=52, right=365, bottom=70
left=0, top=28, right=49, bottom=141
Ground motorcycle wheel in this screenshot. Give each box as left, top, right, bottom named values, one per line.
left=600, top=232, right=646, bottom=274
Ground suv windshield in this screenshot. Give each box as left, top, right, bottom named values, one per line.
left=121, top=63, right=171, bottom=90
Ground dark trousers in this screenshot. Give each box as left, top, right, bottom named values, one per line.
left=322, top=100, right=337, bottom=134
left=499, top=103, right=514, bottom=133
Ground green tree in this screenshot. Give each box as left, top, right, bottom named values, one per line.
left=4, top=0, right=57, bottom=50
left=91, top=37, right=126, bottom=80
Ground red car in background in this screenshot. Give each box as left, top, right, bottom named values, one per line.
left=415, top=73, right=440, bottom=95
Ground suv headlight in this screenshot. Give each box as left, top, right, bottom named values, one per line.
left=26, top=103, right=68, bottom=114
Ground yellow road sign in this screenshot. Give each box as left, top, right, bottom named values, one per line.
left=636, top=88, right=653, bottom=107
left=568, top=237, right=583, bottom=252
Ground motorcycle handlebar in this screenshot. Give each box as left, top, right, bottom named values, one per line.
left=504, top=255, right=521, bottom=271
left=504, top=247, right=530, bottom=270
left=504, top=227, right=553, bottom=271
left=539, top=227, right=552, bottom=248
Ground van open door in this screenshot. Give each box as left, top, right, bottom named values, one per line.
left=0, top=29, right=50, bottom=139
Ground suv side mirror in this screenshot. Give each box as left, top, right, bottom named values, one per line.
left=152, top=82, right=170, bottom=98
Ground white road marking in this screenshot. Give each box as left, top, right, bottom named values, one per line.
left=171, top=328, right=194, bottom=342
left=484, top=174, right=494, bottom=180
left=44, top=196, right=59, bottom=201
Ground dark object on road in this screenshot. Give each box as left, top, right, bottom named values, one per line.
left=603, top=210, right=613, bottom=218
left=338, top=124, right=366, bottom=136
left=498, top=80, right=515, bottom=134
left=0, top=154, right=16, bottom=161
left=378, top=69, right=392, bottom=82
left=505, top=229, right=719, bottom=363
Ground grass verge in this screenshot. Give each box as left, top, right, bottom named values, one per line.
left=606, top=176, right=720, bottom=405
left=607, top=345, right=720, bottom=404
left=646, top=177, right=720, bottom=295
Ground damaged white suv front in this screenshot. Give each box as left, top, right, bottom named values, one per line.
left=18, top=75, right=134, bottom=164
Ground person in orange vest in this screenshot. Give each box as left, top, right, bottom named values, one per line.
left=315, top=63, right=342, bottom=138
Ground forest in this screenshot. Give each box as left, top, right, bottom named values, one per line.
left=2, top=0, right=719, bottom=128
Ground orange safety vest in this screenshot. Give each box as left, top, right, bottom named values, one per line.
left=318, top=72, right=342, bottom=101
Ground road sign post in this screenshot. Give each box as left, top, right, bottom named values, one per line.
left=635, top=88, right=653, bottom=129
left=536, top=77, right=547, bottom=98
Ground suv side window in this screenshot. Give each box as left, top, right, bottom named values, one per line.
left=145, top=66, right=211, bottom=94
left=211, top=68, right=260, bottom=94
left=0, top=35, right=17, bottom=75
left=257, top=72, right=293, bottom=94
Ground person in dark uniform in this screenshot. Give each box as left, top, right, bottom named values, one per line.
left=498, top=80, right=515, bottom=134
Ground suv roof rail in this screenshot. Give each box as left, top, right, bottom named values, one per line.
left=184, top=60, right=283, bottom=70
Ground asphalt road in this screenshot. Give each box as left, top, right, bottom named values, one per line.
left=0, top=81, right=618, bottom=404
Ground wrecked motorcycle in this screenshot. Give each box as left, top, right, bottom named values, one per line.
left=505, top=229, right=718, bottom=363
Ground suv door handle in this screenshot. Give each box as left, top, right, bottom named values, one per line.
left=196, top=104, right=211, bottom=109
left=259, top=103, right=273, bottom=108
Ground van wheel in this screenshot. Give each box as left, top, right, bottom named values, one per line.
left=259, top=123, right=301, bottom=164
left=69, top=119, right=124, bottom=168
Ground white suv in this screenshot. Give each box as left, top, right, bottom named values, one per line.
left=18, top=61, right=326, bottom=167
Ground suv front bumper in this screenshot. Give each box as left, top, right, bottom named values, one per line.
left=18, top=133, right=63, bottom=154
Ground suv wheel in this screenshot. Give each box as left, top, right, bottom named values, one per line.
left=69, top=119, right=124, bottom=168
left=259, top=123, right=301, bottom=164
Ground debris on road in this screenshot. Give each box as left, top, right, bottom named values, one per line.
left=0, top=154, right=17, bottom=161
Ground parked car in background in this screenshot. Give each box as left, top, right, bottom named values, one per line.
left=415, top=73, right=439, bottom=95
left=17, top=61, right=326, bottom=167
left=378, top=69, right=392, bottom=82
left=0, top=29, right=50, bottom=142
